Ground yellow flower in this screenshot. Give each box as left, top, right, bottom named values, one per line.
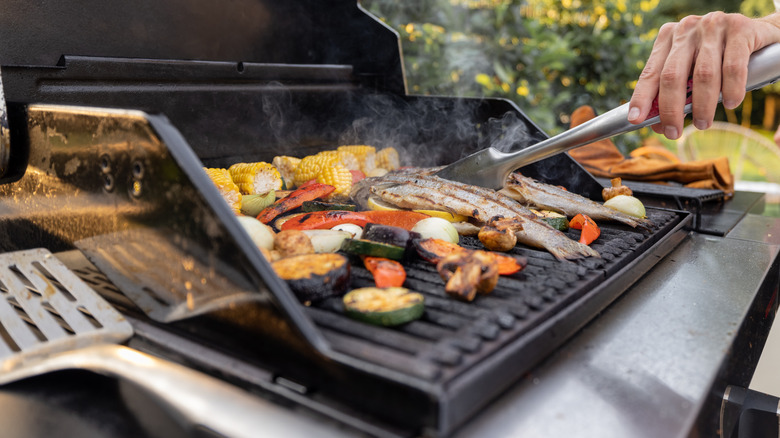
left=405, top=23, right=414, bottom=34
left=476, top=73, right=492, bottom=88
left=633, top=14, right=643, bottom=26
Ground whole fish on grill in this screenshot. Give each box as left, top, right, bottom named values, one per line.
left=351, top=171, right=600, bottom=260
left=500, top=173, right=651, bottom=229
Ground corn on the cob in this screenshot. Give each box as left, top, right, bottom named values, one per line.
left=272, top=155, right=301, bottom=189
left=376, top=147, right=400, bottom=170
left=293, top=153, right=328, bottom=187
left=204, top=168, right=241, bottom=214
left=316, top=164, right=353, bottom=200
left=228, top=162, right=283, bottom=195
left=337, top=145, right=376, bottom=173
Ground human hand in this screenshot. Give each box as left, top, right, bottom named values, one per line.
left=628, top=12, right=780, bottom=140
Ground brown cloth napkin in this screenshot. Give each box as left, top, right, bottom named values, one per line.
left=568, top=105, right=734, bottom=196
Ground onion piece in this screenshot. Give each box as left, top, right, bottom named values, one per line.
left=301, top=229, right=353, bottom=253
left=331, top=223, right=364, bottom=239
left=411, top=217, right=459, bottom=244
left=603, top=195, right=646, bottom=218
left=236, top=216, right=276, bottom=250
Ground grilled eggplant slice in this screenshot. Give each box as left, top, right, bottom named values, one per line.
left=340, top=238, right=405, bottom=260
left=271, top=253, right=350, bottom=303
left=343, top=287, right=424, bottom=326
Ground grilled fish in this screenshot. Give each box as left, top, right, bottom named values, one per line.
left=352, top=171, right=600, bottom=260
left=501, top=173, right=651, bottom=229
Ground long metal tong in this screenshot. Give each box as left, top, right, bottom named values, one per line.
left=435, top=43, right=780, bottom=189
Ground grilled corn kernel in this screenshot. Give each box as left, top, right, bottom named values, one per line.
left=376, top=147, right=400, bottom=170
left=204, top=168, right=241, bottom=214
left=293, top=153, right=328, bottom=187
left=337, top=145, right=376, bottom=173
left=228, top=162, right=283, bottom=195
left=316, top=164, right=353, bottom=199
left=272, top=155, right=301, bottom=189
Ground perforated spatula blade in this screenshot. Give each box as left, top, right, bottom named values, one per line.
left=0, top=248, right=133, bottom=374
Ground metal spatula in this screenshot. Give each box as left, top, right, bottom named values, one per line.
left=435, top=43, right=780, bottom=189
left=0, top=248, right=342, bottom=438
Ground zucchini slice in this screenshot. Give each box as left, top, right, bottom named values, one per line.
left=340, top=238, right=405, bottom=260
left=542, top=216, right=569, bottom=231
left=272, top=253, right=350, bottom=303
left=343, top=287, right=425, bottom=326
left=301, top=200, right=356, bottom=212
left=532, top=209, right=569, bottom=231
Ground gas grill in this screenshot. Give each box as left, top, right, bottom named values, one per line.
left=0, top=1, right=777, bottom=438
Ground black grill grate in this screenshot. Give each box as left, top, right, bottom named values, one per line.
left=58, top=206, right=688, bottom=437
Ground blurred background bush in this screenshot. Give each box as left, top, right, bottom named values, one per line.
left=361, top=0, right=775, bottom=154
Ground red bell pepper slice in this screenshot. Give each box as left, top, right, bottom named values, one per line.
left=363, top=256, right=407, bottom=288
left=569, top=214, right=600, bottom=245
left=413, top=238, right=526, bottom=276
left=280, top=210, right=371, bottom=230
left=256, top=183, right=335, bottom=224
left=360, top=210, right=430, bottom=230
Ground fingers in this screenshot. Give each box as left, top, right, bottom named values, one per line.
left=629, top=13, right=769, bottom=140
left=720, top=36, right=750, bottom=110
left=628, top=23, right=675, bottom=125
left=655, top=16, right=701, bottom=139
left=689, top=14, right=729, bottom=131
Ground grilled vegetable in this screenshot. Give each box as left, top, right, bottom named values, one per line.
left=236, top=216, right=275, bottom=250
left=331, top=223, right=363, bottom=239
left=300, top=229, right=352, bottom=253
left=412, top=217, right=459, bottom=244
left=256, top=183, right=335, bottom=224
left=603, top=195, right=646, bottom=218
left=363, top=223, right=417, bottom=249
left=241, top=191, right=276, bottom=216
left=337, top=145, right=376, bottom=173
left=301, top=200, right=356, bottom=212
left=478, top=216, right=523, bottom=252
left=376, top=147, right=401, bottom=171
left=341, top=238, right=405, bottom=260
left=602, top=177, right=633, bottom=201
left=204, top=167, right=242, bottom=214
left=343, top=287, right=424, bottom=326
left=414, top=238, right=526, bottom=276
left=272, top=253, right=350, bottom=303
left=272, top=155, right=301, bottom=189
left=437, top=250, right=499, bottom=302
left=361, top=210, right=430, bottom=230
left=228, top=162, right=283, bottom=195
left=569, top=214, right=600, bottom=245
left=293, top=151, right=360, bottom=188
left=531, top=209, right=569, bottom=231
left=316, top=165, right=353, bottom=200
left=363, top=257, right=406, bottom=288
left=280, top=210, right=371, bottom=231
left=274, top=230, right=315, bottom=258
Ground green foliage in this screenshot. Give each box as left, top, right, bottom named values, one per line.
left=362, top=0, right=668, bottom=151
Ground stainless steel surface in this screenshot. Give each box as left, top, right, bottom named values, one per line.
left=2, top=344, right=345, bottom=438
left=0, top=248, right=341, bottom=438
left=0, top=66, right=10, bottom=178
left=435, top=43, right=780, bottom=189
left=452, top=232, right=778, bottom=438
left=0, top=248, right=134, bottom=367
left=76, top=229, right=264, bottom=323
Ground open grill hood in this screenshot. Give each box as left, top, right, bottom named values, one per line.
left=0, top=1, right=692, bottom=436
